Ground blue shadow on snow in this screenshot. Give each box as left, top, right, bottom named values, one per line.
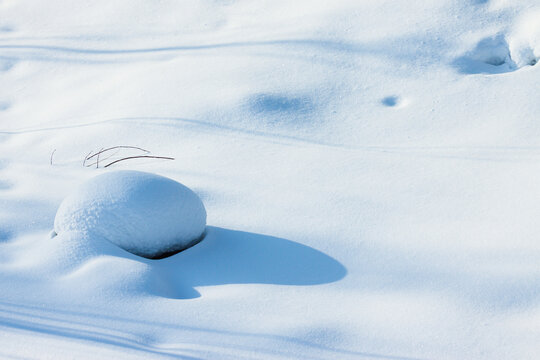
left=248, top=93, right=314, bottom=114
left=155, top=226, right=347, bottom=299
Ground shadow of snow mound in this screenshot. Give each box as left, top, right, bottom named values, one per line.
left=33, top=227, right=346, bottom=300
left=154, top=226, right=347, bottom=299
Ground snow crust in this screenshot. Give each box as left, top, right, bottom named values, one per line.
left=54, top=171, right=206, bottom=258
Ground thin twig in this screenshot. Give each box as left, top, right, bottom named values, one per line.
left=50, top=149, right=56, bottom=166
left=86, top=146, right=150, bottom=161
left=96, top=147, right=104, bottom=169
left=104, top=155, right=175, bottom=168
left=83, top=150, right=93, bottom=167
left=84, top=148, right=122, bottom=168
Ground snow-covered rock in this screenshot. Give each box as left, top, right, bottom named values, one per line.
left=54, top=171, right=206, bottom=258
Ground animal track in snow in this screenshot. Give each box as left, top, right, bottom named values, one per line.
left=454, top=34, right=516, bottom=74
left=454, top=9, right=540, bottom=74
left=381, top=95, right=408, bottom=108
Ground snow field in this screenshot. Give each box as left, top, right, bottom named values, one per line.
left=0, top=0, right=539, bottom=359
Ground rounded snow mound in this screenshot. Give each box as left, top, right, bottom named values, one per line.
left=508, top=9, right=540, bottom=67
left=54, top=170, right=206, bottom=259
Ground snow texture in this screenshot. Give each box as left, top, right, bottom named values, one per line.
left=1, top=0, right=540, bottom=359
left=54, top=171, right=206, bottom=258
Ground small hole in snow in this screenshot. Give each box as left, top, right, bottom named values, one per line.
left=484, top=57, right=506, bottom=66
left=382, top=96, right=399, bottom=107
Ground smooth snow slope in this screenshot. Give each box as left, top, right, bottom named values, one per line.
left=0, top=0, right=539, bottom=359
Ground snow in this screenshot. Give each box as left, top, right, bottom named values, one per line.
left=0, top=0, right=540, bottom=359
left=54, top=170, right=207, bottom=258
left=508, top=8, right=540, bottom=67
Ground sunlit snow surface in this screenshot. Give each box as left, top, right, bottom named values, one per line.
left=0, top=0, right=539, bottom=359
